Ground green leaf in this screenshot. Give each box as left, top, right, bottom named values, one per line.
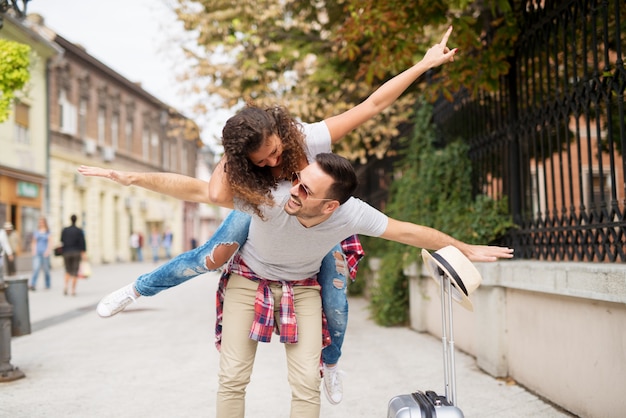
left=0, top=39, right=31, bottom=122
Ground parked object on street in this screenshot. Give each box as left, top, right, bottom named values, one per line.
left=388, top=246, right=482, bottom=418
left=4, top=276, right=31, bottom=336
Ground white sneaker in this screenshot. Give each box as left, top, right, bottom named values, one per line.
left=97, top=283, right=139, bottom=318
left=322, top=364, right=344, bottom=405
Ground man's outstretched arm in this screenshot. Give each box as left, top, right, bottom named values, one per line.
left=380, top=218, right=514, bottom=262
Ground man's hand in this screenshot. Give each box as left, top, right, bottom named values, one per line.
left=461, top=244, right=514, bottom=262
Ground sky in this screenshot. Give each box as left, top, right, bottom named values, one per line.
left=26, top=0, right=229, bottom=147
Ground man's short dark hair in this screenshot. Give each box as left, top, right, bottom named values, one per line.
left=314, top=153, right=357, bottom=204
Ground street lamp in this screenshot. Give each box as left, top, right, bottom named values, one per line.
left=0, top=0, right=30, bottom=382
left=0, top=0, right=30, bottom=29
left=0, top=0, right=30, bottom=383
left=0, top=260, right=24, bottom=381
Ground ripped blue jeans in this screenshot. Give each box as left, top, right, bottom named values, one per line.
left=134, top=210, right=348, bottom=365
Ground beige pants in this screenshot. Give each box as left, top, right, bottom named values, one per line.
left=216, top=273, right=322, bottom=418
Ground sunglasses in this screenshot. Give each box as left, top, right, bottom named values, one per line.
left=291, top=172, right=334, bottom=201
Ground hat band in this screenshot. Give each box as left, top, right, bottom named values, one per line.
left=432, top=252, right=469, bottom=297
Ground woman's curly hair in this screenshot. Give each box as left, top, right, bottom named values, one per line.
left=221, top=104, right=308, bottom=218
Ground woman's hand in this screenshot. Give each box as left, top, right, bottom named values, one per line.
left=78, top=165, right=216, bottom=204
left=421, top=26, right=457, bottom=69
left=77, top=165, right=133, bottom=186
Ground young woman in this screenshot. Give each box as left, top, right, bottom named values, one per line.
left=79, top=27, right=457, bottom=405
left=60, top=214, right=87, bottom=296
left=29, top=216, right=52, bottom=291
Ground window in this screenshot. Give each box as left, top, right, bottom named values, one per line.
left=112, top=113, right=119, bottom=149
left=181, top=145, right=188, bottom=174
left=151, top=131, right=159, bottom=162
left=14, top=102, right=30, bottom=144
left=125, top=118, right=133, bottom=153
left=162, top=138, right=170, bottom=169
left=530, top=167, right=547, bottom=219
left=142, top=127, right=150, bottom=159
left=585, top=168, right=612, bottom=209
left=59, top=89, right=77, bottom=135
left=98, top=106, right=106, bottom=145
left=78, top=98, right=87, bottom=139
left=170, top=141, right=177, bottom=171
left=125, top=102, right=135, bottom=153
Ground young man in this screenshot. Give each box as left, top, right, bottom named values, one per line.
left=79, top=153, right=513, bottom=418
left=219, top=153, right=513, bottom=418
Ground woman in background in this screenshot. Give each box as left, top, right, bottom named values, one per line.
left=60, top=214, right=87, bottom=296
left=29, top=216, right=52, bottom=291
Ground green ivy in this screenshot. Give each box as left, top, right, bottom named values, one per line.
left=0, top=39, right=31, bottom=123
left=369, top=242, right=409, bottom=326
left=366, top=98, right=515, bottom=326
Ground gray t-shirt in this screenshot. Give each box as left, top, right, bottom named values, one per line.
left=234, top=121, right=389, bottom=281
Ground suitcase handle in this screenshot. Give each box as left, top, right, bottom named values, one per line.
left=425, top=390, right=452, bottom=407
left=437, top=266, right=458, bottom=406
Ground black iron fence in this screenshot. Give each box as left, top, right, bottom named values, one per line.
left=432, top=0, right=625, bottom=262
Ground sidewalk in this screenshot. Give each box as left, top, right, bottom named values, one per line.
left=1, top=261, right=572, bottom=417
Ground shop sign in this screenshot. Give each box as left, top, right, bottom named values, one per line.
left=17, top=181, right=39, bottom=198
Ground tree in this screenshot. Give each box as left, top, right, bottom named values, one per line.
left=171, top=0, right=517, bottom=161
left=0, top=39, right=30, bottom=123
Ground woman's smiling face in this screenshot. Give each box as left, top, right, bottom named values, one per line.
left=247, top=134, right=284, bottom=168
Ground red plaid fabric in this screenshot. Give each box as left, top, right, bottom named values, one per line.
left=342, top=235, right=364, bottom=281
left=215, top=254, right=330, bottom=351
left=214, top=235, right=363, bottom=351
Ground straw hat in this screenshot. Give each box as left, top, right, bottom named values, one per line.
left=421, top=245, right=483, bottom=311
left=3, top=222, right=13, bottom=230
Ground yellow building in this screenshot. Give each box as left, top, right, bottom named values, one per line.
left=0, top=13, right=61, bottom=262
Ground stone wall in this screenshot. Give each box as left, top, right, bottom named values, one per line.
left=404, top=260, right=626, bottom=418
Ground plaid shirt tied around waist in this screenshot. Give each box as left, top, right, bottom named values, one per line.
left=214, top=235, right=364, bottom=351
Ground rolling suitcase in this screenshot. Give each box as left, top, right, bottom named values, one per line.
left=387, top=247, right=478, bottom=418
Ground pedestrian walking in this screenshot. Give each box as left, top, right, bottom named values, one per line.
left=29, top=217, right=52, bottom=290
left=162, top=227, right=173, bottom=259
left=0, top=223, right=14, bottom=278
left=130, top=231, right=140, bottom=261
left=3, top=221, right=19, bottom=276
left=60, top=214, right=87, bottom=296
left=149, top=227, right=160, bottom=263
left=137, top=232, right=144, bottom=262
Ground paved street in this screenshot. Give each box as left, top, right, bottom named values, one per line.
left=0, top=261, right=573, bottom=417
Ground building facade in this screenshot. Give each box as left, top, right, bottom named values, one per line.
left=0, top=14, right=61, bottom=264
left=28, top=14, right=201, bottom=266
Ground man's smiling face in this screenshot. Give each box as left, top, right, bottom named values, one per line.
left=284, top=163, right=336, bottom=221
